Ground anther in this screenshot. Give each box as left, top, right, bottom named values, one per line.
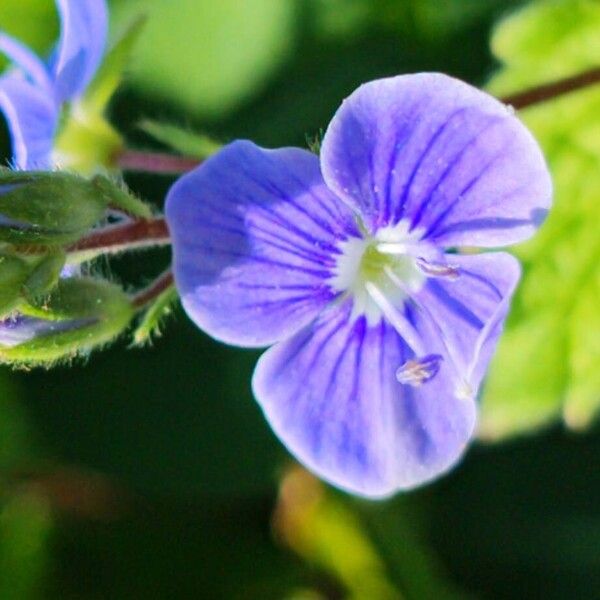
left=416, top=258, right=460, bottom=281
left=396, top=354, right=443, bottom=387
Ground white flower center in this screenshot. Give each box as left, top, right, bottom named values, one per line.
left=329, top=220, right=429, bottom=325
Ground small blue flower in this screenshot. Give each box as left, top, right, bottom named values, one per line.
left=0, top=0, right=108, bottom=169
left=166, top=73, right=552, bottom=498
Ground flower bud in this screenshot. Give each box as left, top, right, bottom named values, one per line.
left=0, top=278, right=134, bottom=365
left=0, top=171, right=110, bottom=245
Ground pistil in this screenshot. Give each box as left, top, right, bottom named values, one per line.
left=364, top=281, right=425, bottom=355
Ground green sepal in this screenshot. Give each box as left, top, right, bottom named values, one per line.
left=0, top=171, right=109, bottom=245
left=0, top=254, right=31, bottom=318
left=0, top=278, right=134, bottom=366
left=53, top=112, right=123, bottom=176
left=132, top=284, right=178, bottom=346
left=91, top=175, right=153, bottom=219
left=139, top=120, right=222, bottom=159
left=0, top=249, right=67, bottom=319
left=21, top=249, right=67, bottom=303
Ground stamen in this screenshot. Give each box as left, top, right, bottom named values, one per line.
left=384, top=265, right=469, bottom=395
left=416, top=257, right=460, bottom=281
left=364, top=282, right=425, bottom=355
left=396, top=354, right=442, bottom=386
left=384, top=265, right=461, bottom=369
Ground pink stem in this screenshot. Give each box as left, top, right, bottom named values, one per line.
left=68, top=217, right=170, bottom=253
left=501, top=66, right=600, bottom=110
left=131, top=270, right=175, bottom=309
left=117, top=150, right=200, bottom=174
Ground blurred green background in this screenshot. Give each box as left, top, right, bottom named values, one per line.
left=0, top=0, right=599, bottom=597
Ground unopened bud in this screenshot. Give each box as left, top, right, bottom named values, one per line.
left=0, top=170, right=110, bottom=245
left=0, top=278, right=134, bottom=365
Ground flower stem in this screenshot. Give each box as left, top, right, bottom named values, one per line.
left=502, top=66, right=600, bottom=110
left=67, top=217, right=170, bottom=263
left=131, top=269, right=175, bottom=309
left=117, top=150, right=200, bottom=174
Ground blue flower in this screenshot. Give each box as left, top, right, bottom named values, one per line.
left=0, top=0, right=108, bottom=169
left=166, top=73, right=552, bottom=498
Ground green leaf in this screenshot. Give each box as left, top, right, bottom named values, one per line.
left=132, top=284, right=178, bottom=346
left=479, top=0, right=600, bottom=439
left=488, top=0, right=600, bottom=95
left=139, top=120, right=221, bottom=159
left=109, top=0, right=295, bottom=119
left=479, top=312, right=568, bottom=441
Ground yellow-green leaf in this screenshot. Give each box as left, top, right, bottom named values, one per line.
left=480, top=0, right=600, bottom=439
left=139, top=120, right=221, bottom=159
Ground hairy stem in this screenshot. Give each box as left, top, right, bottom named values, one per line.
left=117, top=150, right=200, bottom=174
left=67, top=217, right=170, bottom=263
left=131, top=269, right=175, bottom=309
left=502, top=66, right=600, bottom=110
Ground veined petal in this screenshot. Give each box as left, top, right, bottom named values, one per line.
left=412, top=252, right=520, bottom=393
left=320, top=73, right=551, bottom=247
left=0, top=32, right=52, bottom=91
left=252, top=301, right=476, bottom=498
left=0, top=75, right=58, bottom=169
left=166, top=140, right=360, bottom=348
left=52, top=0, right=108, bottom=101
